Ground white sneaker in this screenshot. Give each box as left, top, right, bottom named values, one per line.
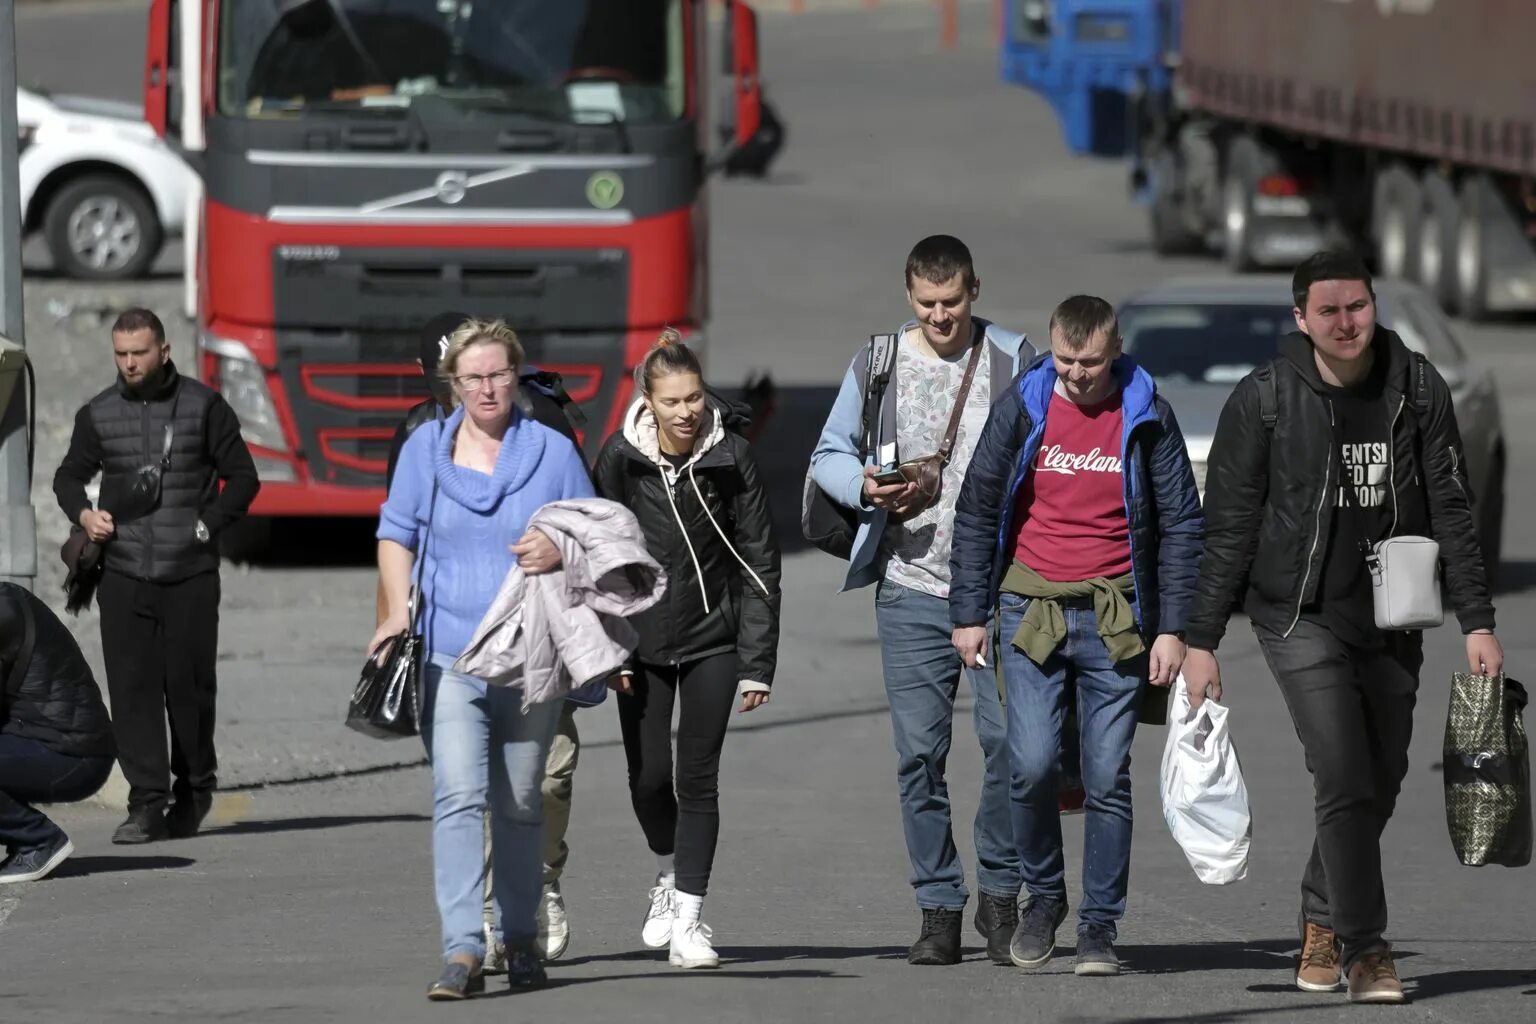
left=535, top=885, right=570, bottom=961
left=483, top=922, right=508, bottom=975
left=669, top=920, right=719, bottom=969
left=641, top=880, right=676, bottom=949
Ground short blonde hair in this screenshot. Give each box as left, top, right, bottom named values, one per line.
left=437, top=319, right=525, bottom=395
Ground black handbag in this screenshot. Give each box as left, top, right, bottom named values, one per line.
left=100, top=399, right=176, bottom=523
left=347, top=477, right=437, bottom=739
left=801, top=333, right=896, bottom=558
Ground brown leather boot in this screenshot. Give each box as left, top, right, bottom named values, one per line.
left=1347, top=950, right=1407, bottom=1004
left=1295, top=921, right=1343, bottom=992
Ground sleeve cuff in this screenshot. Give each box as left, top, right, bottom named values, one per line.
left=1183, top=628, right=1223, bottom=652
left=738, top=680, right=771, bottom=697
left=375, top=514, right=418, bottom=550
left=1458, top=609, right=1497, bottom=634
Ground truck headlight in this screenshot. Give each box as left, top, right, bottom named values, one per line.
left=201, top=335, right=288, bottom=452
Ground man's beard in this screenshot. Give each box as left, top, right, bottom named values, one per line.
left=123, top=362, right=168, bottom=396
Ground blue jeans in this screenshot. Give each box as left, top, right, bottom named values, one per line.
left=875, top=581, right=1020, bottom=910
left=421, top=655, right=562, bottom=962
left=998, top=593, right=1144, bottom=937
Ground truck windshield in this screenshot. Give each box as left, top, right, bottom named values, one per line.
left=217, top=0, right=685, bottom=123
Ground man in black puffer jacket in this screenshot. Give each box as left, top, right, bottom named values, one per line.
left=1181, top=252, right=1502, bottom=1004
left=0, top=584, right=116, bottom=884
left=52, top=308, right=259, bottom=846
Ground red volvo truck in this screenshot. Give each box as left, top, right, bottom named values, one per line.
left=1002, top=0, right=1536, bottom=318
left=142, top=0, right=776, bottom=517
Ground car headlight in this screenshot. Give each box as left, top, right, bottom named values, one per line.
left=201, top=335, right=288, bottom=452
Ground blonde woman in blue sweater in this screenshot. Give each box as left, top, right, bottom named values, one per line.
left=371, top=320, right=593, bottom=1001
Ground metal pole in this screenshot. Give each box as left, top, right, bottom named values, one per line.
left=0, top=0, right=38, bottom=589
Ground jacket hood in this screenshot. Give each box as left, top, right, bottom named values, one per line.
left=1019, top=352, right=1159, bottom=427
left=621, top=397, right=728, bottom=470
left=1279, top=327, right=1414, bottom=395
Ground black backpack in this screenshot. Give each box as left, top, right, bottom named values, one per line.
left=801, top=334, right=897, bottom=559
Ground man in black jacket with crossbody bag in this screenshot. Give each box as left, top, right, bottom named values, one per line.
left=1181, top=252, right=1502, bottom=1004
left=53, top=309, right=259, bottom=846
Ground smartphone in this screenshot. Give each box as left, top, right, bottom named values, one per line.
left=870, top=468, right=908, bottom=487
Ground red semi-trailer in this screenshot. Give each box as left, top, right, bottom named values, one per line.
left=143, top=0, right=775, bottom=517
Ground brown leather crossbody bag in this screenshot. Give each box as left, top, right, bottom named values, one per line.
left=889, top=338, right=984, bottom=522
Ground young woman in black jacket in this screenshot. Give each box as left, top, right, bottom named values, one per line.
left=593, top=330, right=782, bottom=969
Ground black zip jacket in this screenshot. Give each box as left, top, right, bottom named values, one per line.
left=52, top=363, right=259, bottom=582
left=592, top=400, right=782, bottom=686
left=1185, top=328, right=1495, bottom=650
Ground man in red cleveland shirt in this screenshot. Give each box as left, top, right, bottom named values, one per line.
left=948, top=296, right=1204, bottom=977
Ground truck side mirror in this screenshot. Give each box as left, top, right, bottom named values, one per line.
left=717, top=1, right=783, bottom=178
left=144, top=0, right=174, bottom=138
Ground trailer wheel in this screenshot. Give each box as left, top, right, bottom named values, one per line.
left=1149, top=149, right=1201, bottom=255
left=1416, top=171, right=1460, bottom=312
left=1455, top=176, right=1496, bottom=320
left=1221, top=137, right=1277, bottom=272
left=1371, top=166, right=1421, bottom=281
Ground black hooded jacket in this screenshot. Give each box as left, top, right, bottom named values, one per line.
left=0, top=584, right=115, bottom=759
left=1185, top=327, right=1495, bottom=650
left=592, top=396, right=781, bottom=686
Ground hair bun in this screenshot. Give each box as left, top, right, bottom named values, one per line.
left=655, top=326, right=682, bottom=349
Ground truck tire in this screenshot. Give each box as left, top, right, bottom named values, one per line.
left=1455, top=175, right=1497, bottom=320
left=1416, top=171, right=1460, bottom=312
left=43, top=174, right=163, bottom=281
left=1371, top=165, right=1422, bottom=281
left=1149, top=149, right=1201, bottom=255
left=1221, top=137, right=1278, bottom=272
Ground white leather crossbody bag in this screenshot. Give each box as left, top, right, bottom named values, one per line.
left=1367, top=535, right=1444, bottom=630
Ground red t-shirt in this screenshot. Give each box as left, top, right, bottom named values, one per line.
left=1010, top=389, right=1132, bottom=582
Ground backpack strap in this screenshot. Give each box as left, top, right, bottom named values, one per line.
left=1255, top=363, right=1278, bottom=431
left=1409, top=350, right=1430, bottom=418
left=860, top=334, right=897, bottom=458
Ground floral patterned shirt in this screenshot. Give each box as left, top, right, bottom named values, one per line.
left=882, top=329, right=994, bottom=598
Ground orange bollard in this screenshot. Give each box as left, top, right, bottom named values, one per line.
left=941, top=0, right=958, bottom=48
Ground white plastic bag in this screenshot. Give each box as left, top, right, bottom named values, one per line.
left=1160, top=677, right=1252, bottom=884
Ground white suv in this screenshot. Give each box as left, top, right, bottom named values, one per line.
left=16, top=87, right=195, bottom=280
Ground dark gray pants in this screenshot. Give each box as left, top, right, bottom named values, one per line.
left=1254, top=619, right=1422, bottom=966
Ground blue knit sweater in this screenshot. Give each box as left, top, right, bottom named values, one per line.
left=377, top=406, right=594, bottom=660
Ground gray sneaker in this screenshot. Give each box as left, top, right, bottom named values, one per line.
left=0, top=833, right=73, bottom=885
left=1074, top=928, right=1121, bottom=977
left=1009, top=896, right=1068, bottom=969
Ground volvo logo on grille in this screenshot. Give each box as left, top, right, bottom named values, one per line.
left=434, top=171, right=470, bottom=205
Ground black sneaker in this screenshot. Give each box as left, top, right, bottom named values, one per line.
left=0, top=832, right=74, bottom=885
left=907, top=907, right=963, bottom=966
left=975, top=892, right=1020, bottom=966
left=506, top=950, right=548, bottom=989
left=1074, top=927, right=1121, bottom=977
left=426, top=961, right=484, bottom=1001
left=166, top=792, right=214, bottom=839
left=1009, top=895, right=1068, bottom=969
left=111, top=809, right=168, bottom=845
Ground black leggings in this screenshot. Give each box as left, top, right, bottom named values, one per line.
left=617, top=653, right=738, bottom=897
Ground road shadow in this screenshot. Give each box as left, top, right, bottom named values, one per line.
left=1106, top=938, right=1299, bottom=976
left=1410, top=968, right=1536, bottom=999
left=49, top=854, right=195, bottom=878
left=203, top=813, right=429, bottom=837
left=1492, top=559, right=1536, bottom=595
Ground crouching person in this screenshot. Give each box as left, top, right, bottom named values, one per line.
left=0, top=583, right=116, bottom=884
left=949, top=296, right=1204, bottom=976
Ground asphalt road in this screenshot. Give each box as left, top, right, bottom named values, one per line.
left=5, top=3, right=1536, bottom=1022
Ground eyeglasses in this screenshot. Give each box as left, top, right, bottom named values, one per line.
left=453, top=369, right=516, bottom=393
